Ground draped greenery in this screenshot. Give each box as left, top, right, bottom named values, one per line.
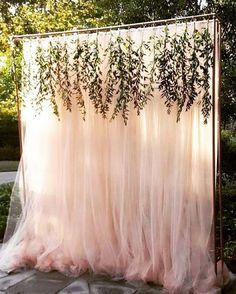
left=21, top=25, right=213, bottom=124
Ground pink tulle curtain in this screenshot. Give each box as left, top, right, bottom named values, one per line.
left=0, top=19, right=220, bottom=293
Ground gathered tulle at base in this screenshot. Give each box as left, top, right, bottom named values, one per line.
left=0, top=98, right=217, bottom=293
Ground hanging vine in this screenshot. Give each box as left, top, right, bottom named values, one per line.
left=35, top=45, right=55, bottom=114
left=146, top=34, right=162, bottom=100
left=131, top=39, right=150, bottom=115
left=157, top=26, right=179, bottom=115
left=176, top=24, right=191, bottom=121
left=21, top=45, right=31, bottom=96
left=46, top=40, right=60, bottom=116
left=102, top=34, right=119, bottom=118
left=110, top=35, right=133, bottom=124
left=186, top=27, right=202, bottom=112
left=79, top=37, right=103, bottom=114
left=59, top=41, right=73, bottom=111
left=199, top=26, right=214, bottom=123
left=26, top=24, right=214, bottom=124
left=73, top=38, right=86, bottom=119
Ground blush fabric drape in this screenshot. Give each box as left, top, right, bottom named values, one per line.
left=0, top=20, right=220, bottom=293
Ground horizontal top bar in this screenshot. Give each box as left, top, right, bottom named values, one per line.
left=11, top=13, right=219, bottom=41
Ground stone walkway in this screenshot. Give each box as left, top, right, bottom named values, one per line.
left=1, top=268, right=236, bottom=293
left=0, top=172, right=17, bottom=185
left=0, top=269, right=164, bottom=293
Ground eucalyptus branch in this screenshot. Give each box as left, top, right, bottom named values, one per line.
left=131, top=40, right=150, bottom=115
left=102, top=36, right=118, bottom=118
left=111, top=35, right=132, bottom=124
left=60, top=41, right=73, bottom=111
left=146, top=35, right=161, bottom=98
left=199, top=27, right=213, bottom=123
left=35, top=45, right=51, bottom=114
left=80, top=39, right=103, bottom=114
left=158, top=26, right=178, bottom=115
left=73, top=39, right=86, bottom=120
left=32, top=25, right=213, bottom=125
left=186, top=28, right=201, bottom=112
left=176, top=24, right=190, bottom=121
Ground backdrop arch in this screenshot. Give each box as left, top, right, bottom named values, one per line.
left=1, top=14, right=225, bottom=293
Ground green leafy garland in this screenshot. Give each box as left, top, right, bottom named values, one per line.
left=73, top=38, right=86, bottom=119
left=200, top=27, right=214, bottom=123
left=22, top=25, right=214, bottom=124
left=157, top=26, right=179, bottom=115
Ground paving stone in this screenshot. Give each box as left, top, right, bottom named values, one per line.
left=5, top=270, right=74, bottom=294
left=0, top=269, right=166, bottom=293
left=136, top=289, right=163, bottom=294
left=0, top=272, right=8, bottom=279
left=58, top=279, right=89, bottom=293
left=33, top=270, right=73, bottom=281
left=81, top=272, right=115, bottom=283
left=90, top=280, right=136, bottom=294
left=126, top=280, right=163, bottom=293
left=0, top=269, right=36, bottom=291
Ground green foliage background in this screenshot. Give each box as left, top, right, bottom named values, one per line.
left=0, top=0, right=235, bottom=271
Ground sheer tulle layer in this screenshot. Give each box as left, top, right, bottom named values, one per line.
left=0, top=20, right=218, bottom=293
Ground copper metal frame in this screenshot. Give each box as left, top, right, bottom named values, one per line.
left=11, top=12, right=223, bottom=283
left=211, top=15, right=223, bottom=281
left=204, top=15, right=224, bottom=281
left=217, top=18, right=224, bottom=283
left=11, top=46, right=26, bottom=205
left=212, top=15, right=217, bottom=274
left=11, top=13, right=217, bottom=41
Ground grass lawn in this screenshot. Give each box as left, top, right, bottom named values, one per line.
left=0, top=182, right=12, bottom=241
left=0, top=161, right=19, bottom=172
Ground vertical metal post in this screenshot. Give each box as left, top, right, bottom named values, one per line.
left=212, top=16, right=217, bottom=275
left=11, top=40, right=26, bottom=206
left=217, top=19, right=224, bottom=285
left=12, top=43, right=22, bottom=155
